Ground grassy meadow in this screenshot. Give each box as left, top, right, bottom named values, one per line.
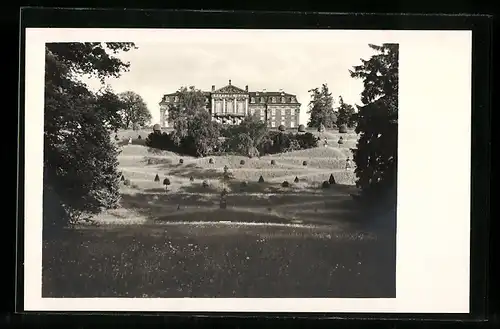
left=42, top=128, right=397, bottom=299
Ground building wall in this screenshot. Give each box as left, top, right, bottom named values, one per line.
left=159, top=89, right=300, bottom=129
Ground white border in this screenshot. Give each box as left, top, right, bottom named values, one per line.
left=24, top=28, right=472, bottom=313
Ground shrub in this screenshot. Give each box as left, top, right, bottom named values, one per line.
left=179, top=158, right=184, bottom=164
left=154, top=174, right=160, bottom=182
left=278, top=124, right=286, bottom=132
left=221, top=188, right=228, bottom=196
left=271, top=159, right=276, bottom=165
left=281, top=181, right=290, bottom=188
left=295, top=132, right=319, bottom=149
left=240, top=159, right=245, bottom=165
left=209, top=158, right=214, bottom=164
left=339, top=124, right=348, bottom=133
left=258, top=175, right=265, bottom=183
left=189, top=176, right=194, bottom=182
left=298, top=124, right=306, bottom=132
left=318, top=124, right=325, bottom=132
left=322, top=181, right=330, bottom=188
left=138, top=135, right=142, bottom=140
left=223, top=165, right=229, bottom=173
left=202, top=180, right=209, bottom=188
left=294, top=176, right=299, bottom=183
left=163, top=178, right=171, bottom=185
left=114, top=134, right=119, bottom=141
left=152, top=124, right=161, bottom=132
left=124, top=179, right=131, bottom=186
left=303, top=160, right=308, bottom=166
left=329, top=174, right=336, bottom=185
left=338, top=137, right=344, bottom=145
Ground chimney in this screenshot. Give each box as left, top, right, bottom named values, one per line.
left=212, top=85, right=215, bottom=92
left=245, top=85, right=248, bottom=92
left=229, top=79, right=232, bottom=85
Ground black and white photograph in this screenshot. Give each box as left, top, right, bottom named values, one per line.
left=24, top=27, right=472, bottom=313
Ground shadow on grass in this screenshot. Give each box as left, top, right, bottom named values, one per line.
left=42, top=225, right=396, bottom=298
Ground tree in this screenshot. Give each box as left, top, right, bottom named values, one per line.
left=226, top=114, right=269, bottom=157
left=166, top=86, right=221, bottom=156
left=44, top=42, right=136, bottom=233
left=307, top=83, right=337, bottom=129
left=168, top=86, right=208, bottom=145
left=336, top=96, right=356, bottom=128
left=349, top=43, right=398, bottom=211
left=181, top=110, right=222, bottom=157
left=118, top=91, right=152, bottom=129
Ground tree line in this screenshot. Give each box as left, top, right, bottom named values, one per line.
left=307, top=85, right=357, bottom=131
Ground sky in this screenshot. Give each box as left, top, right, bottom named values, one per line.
left=85, top=33, right=384, bottom=126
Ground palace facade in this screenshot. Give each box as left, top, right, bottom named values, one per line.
left=159, top=80, right=301, bottom=129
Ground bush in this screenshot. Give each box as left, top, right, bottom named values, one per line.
left=124, top=179, right=131, bottom=186
left=114, top=134, right=119, bottom=141
left=322, top=181, right=330, bottom=189
left=318, top=124, right=325, bottom=132
left=298, top=124, right=306, bottom=132
left=163, top=178, right=171, bottom=185
left=223, top=165, right=229, bottom=173
left=221, top=188, right=228, bottom=196
left=240, top=159, right=245, bottom=165
left=295, top=132, right=319, bottom=149
left=153, top=123, right=161, bottom=132
left=278, top=124, right=286, bottom=132
left=154, top=174, right=160, bottom=182
left=294, top=176, right=299, bottom=183
left=303, top=160, right=308, bottom=166
left=202, top=180, right=209, bottom=188
left=339, top=124, right=348, bottom=133
left=209, top=158, right=214, bottom=164
left=138, top=135, right=142, bottom=140
left=338, top=137, right=344, bottom=145
left=329, top=174, right=336, bottom=185
left=271, top=159, right=276, bottom=165
left=281, top=181, right=290, bottom=188
left=258, top=175, right=265, bottom=183
left=189, top=176, right=194, bottom=182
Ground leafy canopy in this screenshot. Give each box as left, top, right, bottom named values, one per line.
left=118, top=91, right=152, bottom=130
left=349, top=43, right=398, bottom=208
left=44, top=42, right=136, bottom=231
left=307, top=83, right=337, bottom=129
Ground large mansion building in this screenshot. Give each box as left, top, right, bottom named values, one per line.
left=159, top=80, right=301, bottom=129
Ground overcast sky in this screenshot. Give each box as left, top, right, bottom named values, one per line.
left=85, top=37, right=384, bottom=125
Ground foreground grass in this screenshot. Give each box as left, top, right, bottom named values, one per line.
left=43, top=223, right=396, bottom=298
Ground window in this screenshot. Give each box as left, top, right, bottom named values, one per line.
left=281, top=97, right=285, bottom=103
left=251, top=97, right=255, bottom=103
left=271, top=108, right=276, bottom=116
left=271, top=121, right=276, bottom=127
left=260, top=97, right=265, bottom=103
left=281, top=120, right=285, bottom=127
left=290, top=121, right=295, bottom=128
left=175, top=96, right=179, bottom=102
left=271, top=97, right=276, bottom=103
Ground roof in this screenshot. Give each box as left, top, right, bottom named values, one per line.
left=213, top=84, right=247, bottom=94
left=248, top=91, right=296, bottom=97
